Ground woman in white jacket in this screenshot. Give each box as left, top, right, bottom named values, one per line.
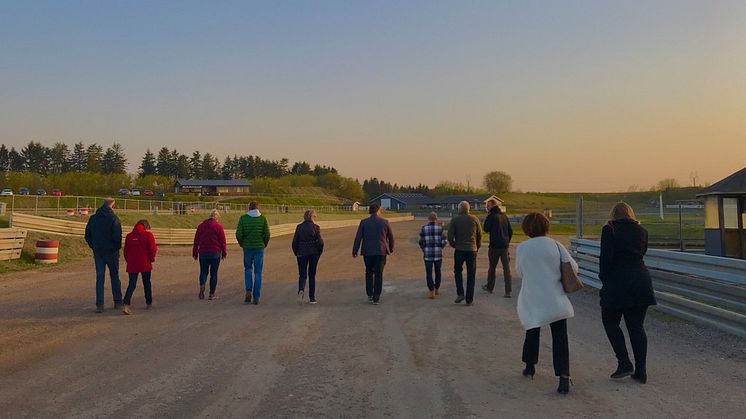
left=515, top=213, right=578, bottom=395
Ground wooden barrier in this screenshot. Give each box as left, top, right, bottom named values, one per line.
left=0, top=228, right=27, bottom=261
left=10, top=212, right=414, bottom=246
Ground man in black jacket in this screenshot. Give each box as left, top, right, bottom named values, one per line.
left=85, top=198, right=123, bottom=312
left=482, top=198, right=513, bottom=297
left=352, top=203, right=394, bottom=304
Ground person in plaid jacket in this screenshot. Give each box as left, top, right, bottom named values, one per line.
left=418, top=212, right=448, bottom=299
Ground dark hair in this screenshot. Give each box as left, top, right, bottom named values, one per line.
left=136, top=219, right=151, bottom=230
left=521, top=213, right=550, bottom=238
left=249, top=201, right=259, bottom=210
left=369, top=203, right=381, bottom=214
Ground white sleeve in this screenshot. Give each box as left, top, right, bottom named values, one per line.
left=515, top=243, right=524, bottom=275
left=557, top=242, right=579, bottom=273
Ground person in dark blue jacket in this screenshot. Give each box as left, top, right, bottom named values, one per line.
left=481, top=198, right=513, bottom=297
left=85, top=198, right=123, bottom=313
left=352, top=203, right=395, bottom=304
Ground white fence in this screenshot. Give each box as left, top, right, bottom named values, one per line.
left=10, top=212, right=414, bottom=246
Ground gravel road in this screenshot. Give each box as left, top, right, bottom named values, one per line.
left=1, top=221, right=744, bottom=418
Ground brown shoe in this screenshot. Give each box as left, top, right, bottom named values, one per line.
left=428, top=290, right=436, bottom=299
left=435, top=288, right=440, bottom=295
left=199, top=285, right=205, bottom=300
left=122, top=305, right=132, bottom=315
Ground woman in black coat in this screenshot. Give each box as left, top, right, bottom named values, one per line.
left=292, top=210, right=324, bottom=304
left=599, top=202, right=656, bottom=384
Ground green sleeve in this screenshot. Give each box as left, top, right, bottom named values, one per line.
left=263, top=216, right=271, bottom=246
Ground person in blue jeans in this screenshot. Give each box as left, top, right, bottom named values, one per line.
left=193, top=210, right=228, bottom=300
left=236, top=202, right=271, bottom=304
left=418, top=212, right=447, bottom=299
left=84, top=198, right=123, bottom=313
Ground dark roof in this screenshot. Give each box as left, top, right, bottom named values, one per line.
left=438, top=194, right=503, bottom=204
left=371, top=193, right=434, bottom=205
left=697, top=167, right=746, bottom=197
left=175, top=179, right=251, bottom=187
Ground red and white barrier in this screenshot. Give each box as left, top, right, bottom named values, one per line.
left=78, top=208, right=89, bottom=216
left=66, top=208, right=75, bottom=216
left=35, top=240, right=59, bottom=264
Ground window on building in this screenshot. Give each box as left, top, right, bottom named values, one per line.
left=704, top=197, right=720, bottom=229
left=723, top=198, right=739, bottom=229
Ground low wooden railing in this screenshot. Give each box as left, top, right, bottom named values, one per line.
left=0, top=228, right=27, bottom=261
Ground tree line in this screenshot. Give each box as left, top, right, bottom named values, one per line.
left=0, top=142, right=127, bottom=175
left=362, top=171, right=513, bottom=198
left=139, top=147, right=338, bottom=179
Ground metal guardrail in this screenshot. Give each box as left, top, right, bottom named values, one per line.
left=569, top=238, right=746, bottom=339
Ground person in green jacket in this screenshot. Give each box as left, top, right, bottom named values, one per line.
left=236, top=201, right=271, bottom=304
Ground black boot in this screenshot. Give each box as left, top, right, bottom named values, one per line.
left=557, top=377, right=571, bottom=394
left=610, top=362, right=634, bottom=379
left=522, top=363, right=535, bottom=379
left=632, top=369, right=647, bottom=384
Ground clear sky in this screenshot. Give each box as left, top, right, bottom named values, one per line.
left=1, top=0, right=744, bottom=192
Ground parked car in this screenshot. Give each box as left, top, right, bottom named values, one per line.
left=143, top=190, right=155, bottom=196
left=51, top=189, right=62, bottom=197
left=131, top=189, right=141, bottom=196
left=36, top=189, right=47, bottom=196
left=18, top=187, right=30, bottom=195
left=118, top=188, right=131, bottom=196
left=1, top=189, right=13, bottom=196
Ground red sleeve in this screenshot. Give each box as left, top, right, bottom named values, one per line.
left=148, top=231, right=157, bottom=262
left=123, top=235, right=131, bottom=262
left=192, top=224, right=202, bottom=258
left=219, top=224, right=227, bottom=257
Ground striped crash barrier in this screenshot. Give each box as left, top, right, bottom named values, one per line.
left=35, top=240, right=59, bottom=264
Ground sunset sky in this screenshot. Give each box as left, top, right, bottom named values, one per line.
left=1, top=1, right=744, bottom=192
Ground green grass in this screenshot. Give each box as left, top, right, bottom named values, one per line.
left=0, top=231, right=91, bottom=275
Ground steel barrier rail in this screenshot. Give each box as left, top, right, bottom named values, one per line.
left=569, top=239, right=746, bottom=339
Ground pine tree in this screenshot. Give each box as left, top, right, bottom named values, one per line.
left=189, top=151, right=202, bottom=178
left=85, top=144, right=104, bottom=173
left=139, top=149, right=157, bottom=177
left=21, top=141, right=50, bottom=174
left=70, top=142, right=87, bottom=172
left=48, top=142, right=71, bottom=174
left=0, top=145, right=9, bottom=171
left=101, top=143, right=127, bottom=174
left=156, top=147, right=174, bottom=177
left=8, top=147, right=24, bottom=171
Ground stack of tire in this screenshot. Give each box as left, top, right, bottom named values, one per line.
left=35, top=240, right=59, bottom=264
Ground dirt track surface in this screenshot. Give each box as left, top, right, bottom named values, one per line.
left=1, top=221, right=744, bottom=419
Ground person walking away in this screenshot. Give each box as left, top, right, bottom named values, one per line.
left=122, top=219, right=157, bottom=314
left=236, top=202, right=270, bottom=304
left=515, top=213, right=577, bottom=394
left=85, top=197, right=123, bottom=313
left=352, top=203, right=395, bottom=305
left=193, top=209, right=228, bottom=300
left=447, top=201, right=482, bottom=306
left=292, top=209, right=324, bottom=304
left=482, top=198, right=514, bottom=297
left=419, top=212, right=447, bottom=299
left=599, top=202, right=656, bottom=384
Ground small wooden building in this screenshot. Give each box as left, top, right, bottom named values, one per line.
left=174, top=179, right=251, bottom=196
left=697, top=167, right=746, bottom=259
left=369, top=193, right=435, bottom=211
left=437, top=194, right=506, bottom=212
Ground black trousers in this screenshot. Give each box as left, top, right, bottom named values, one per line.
left=297, top=253, right=320, bottom=300
left=486, top=248, right=512, bottom=294
left=123, top=271, right=152, bottom=305
left=522, top=319, right=570, bottom=377
left=602, top=305, right=648, bottom=372
left=363, top=255, right=386, bottom=301
left=454, top=250, right=477, bottom=303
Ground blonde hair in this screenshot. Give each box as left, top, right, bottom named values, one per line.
left=209, top=209, right=220, bottom=220
left=610, top=202, right=635, bottom=221
left=303, top=209, right=316, bottom=222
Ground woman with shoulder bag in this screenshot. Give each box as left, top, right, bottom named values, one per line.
left=600, top=202, right=656, bottom=384
left=515, top=213, right=579, bottom=394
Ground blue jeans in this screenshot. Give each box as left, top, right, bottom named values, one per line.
left=94, top=252, right=122, bottom=307
left=243, top=248, right=265, bottom=300
left=424, top=259, right=442, bottom=291
left=199, top=253, right=221, bottom=295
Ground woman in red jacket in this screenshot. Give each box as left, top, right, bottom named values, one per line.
left=123, top=219, right=158, bottom=314
left=192, top=210, right=227, bottom=300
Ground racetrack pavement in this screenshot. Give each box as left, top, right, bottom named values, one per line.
left=1, top=221, right=744, bottom=418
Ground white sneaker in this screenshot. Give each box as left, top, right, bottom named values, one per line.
left=298, top=290, right=304, bottom=305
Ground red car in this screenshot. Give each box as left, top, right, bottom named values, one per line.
left=51, top=188, right=62, bottom=197
left=143, top=190, right=155, bottom=196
